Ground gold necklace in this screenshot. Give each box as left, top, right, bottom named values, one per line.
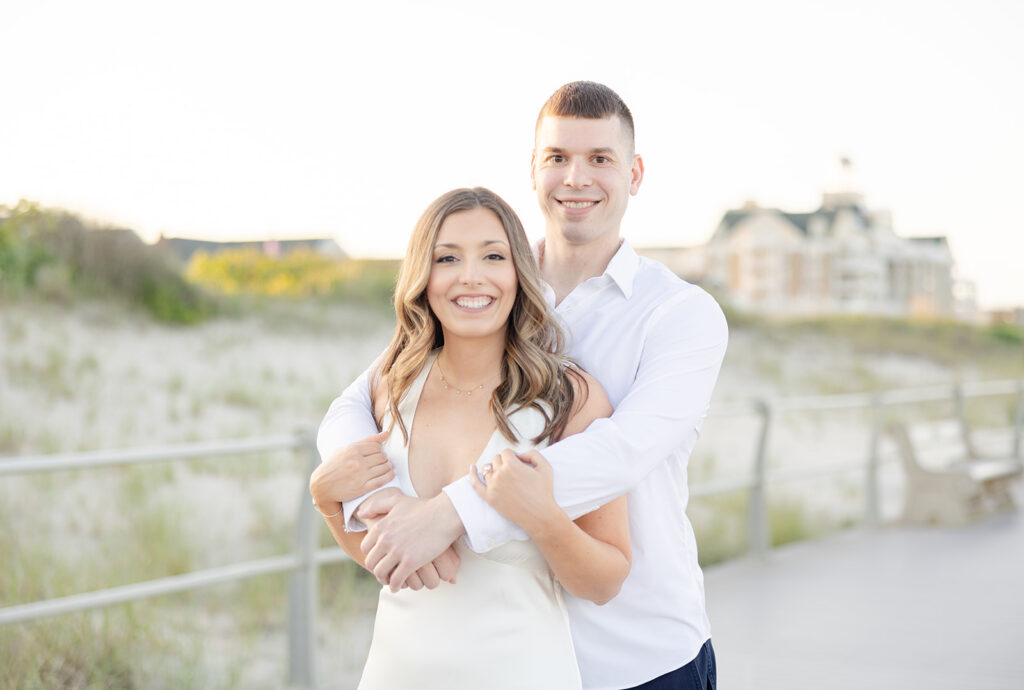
left=435, top=356, right=497, bottom=397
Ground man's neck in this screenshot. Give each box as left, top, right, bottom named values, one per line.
left=539, top=232, right=622, bottom=306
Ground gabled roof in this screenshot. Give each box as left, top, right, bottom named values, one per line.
left=907, top=236, right=948, bottom=246
left=779, top=212, right=815, bottom=234
left=157, top=237, right=346, bottom=262
left=714, top=201, right=873, bottom=240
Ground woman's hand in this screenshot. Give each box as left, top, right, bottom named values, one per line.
left=469, top=448, right=562, bottom=536
left=309, top=430, right=394, bottom=515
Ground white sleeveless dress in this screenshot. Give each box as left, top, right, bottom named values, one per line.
left=357, top=352, right=581, bottom=690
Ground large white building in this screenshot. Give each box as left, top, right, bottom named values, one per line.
left=645, top=189, right=974, bottom=320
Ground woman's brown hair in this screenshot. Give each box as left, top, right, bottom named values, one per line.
left=374, top=187, right=583, bottom=445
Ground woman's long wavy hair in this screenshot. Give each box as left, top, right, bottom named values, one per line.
left=373, top=187, right=583, bottom=446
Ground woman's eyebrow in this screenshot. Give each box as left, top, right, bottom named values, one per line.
left=434, top=239, right=509, bottom=249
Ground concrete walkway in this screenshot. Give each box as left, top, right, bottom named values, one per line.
left=704, top=487, right=1024, bottom=690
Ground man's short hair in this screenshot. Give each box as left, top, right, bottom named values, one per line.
left=535, top=81, right=635, bottom=150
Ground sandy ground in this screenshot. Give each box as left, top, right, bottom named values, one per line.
left=1, top=298, right=1019, bottom=688
left=1, top=299, right=395, bottom=689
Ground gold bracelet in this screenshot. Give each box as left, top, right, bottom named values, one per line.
left=311, top=497, right=343, bottom=519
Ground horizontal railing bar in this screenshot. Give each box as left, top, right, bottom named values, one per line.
left=690, top=455, right=899, bottom=499
left=767, top=460, right=869, bottom=483
left=0, top=434, right=310, bottom=477
left=754, top=379, right=1022, bottom=414
left=705, top=403, right=760, bottom=418
left=0, top=555, right=296, bottom=625
left=0, top=547, right=351, bottom=627
left=773, top=392, right=876, bottom=412
left=315, top=549, right=352, bottom=566
left=882, top=379, right=1021, bottom=401
left=879, top=386, right=965, bottom=405
left=690, top=477, right=756, bottom=497
left=961, top=380, right=1020, bottom=397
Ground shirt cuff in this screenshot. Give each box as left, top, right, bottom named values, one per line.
left=443, top=476, right=528, bottom=553
left=341, top=477, right=403, bottom=532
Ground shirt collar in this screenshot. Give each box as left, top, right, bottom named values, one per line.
left=533, top=237, right=639, bottom=300
left=604, top=239, right=639, bottom=299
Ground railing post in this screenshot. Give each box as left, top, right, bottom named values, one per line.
left=1014, top=380, right=1024, bottom=461
left=953, top=382, right=978, bottom=459
left=864, top=393, right=884, bottom=527
left=748, top=399, right=772, bottom=558
left=288, top=434, right=320, bottom=689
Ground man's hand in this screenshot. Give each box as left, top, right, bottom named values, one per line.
left=401, top=546, right=461, bottom=591
left=357, top=490, right=465, bottom=592
left=353, top=490, right=460, bottom=590
left=310, top=430, right=394, bottom=515
left=470, top=449, right=562, bottom=535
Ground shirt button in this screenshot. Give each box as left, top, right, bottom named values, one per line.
left=487, top=539, right=496, bottom=549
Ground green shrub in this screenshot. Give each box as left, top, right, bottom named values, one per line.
left=987, top=322, right=1023, bottom=346
left=0, top=205, right=53, bottom=295
left=0, top=201, right=215, bottom=323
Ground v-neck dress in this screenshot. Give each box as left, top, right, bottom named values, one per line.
left=357, top=351, right=581, bottom=690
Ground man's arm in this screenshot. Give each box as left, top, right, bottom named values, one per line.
left=316, top=362, right=402, bottom=531
left=321, top=488, right=461, bottom=591
left=445, top=288, right=728, bottom=551
left=317, top=363, right=464, bottom=589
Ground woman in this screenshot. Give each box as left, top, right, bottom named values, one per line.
left=309, top=187, right=630, bottom=689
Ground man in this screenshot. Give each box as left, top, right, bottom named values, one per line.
left=317, top=81, right=727, bottom=690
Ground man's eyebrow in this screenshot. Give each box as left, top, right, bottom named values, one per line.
left=540, top=146, right=616, bottom=156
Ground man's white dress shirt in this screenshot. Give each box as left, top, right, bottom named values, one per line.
left=317, top=240, right=728, bottom=689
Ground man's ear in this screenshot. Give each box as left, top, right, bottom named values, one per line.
left=529, top=150, right=537, bottom=190
left=629, top=154, right=644, bottom=196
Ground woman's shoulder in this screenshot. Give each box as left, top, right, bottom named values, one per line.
left=560, top=366, right=612, bottom=439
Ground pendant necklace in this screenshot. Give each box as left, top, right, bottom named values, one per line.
left=435, top=356, right=497, bottom=397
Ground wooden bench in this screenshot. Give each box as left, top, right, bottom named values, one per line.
left=887, top=422, right=1022, bottom=525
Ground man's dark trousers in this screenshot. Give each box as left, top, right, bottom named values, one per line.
left=624, top=639, right=716, bottom=690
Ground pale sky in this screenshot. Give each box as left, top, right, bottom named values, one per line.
left=2, top=0, right=1022, bottom=308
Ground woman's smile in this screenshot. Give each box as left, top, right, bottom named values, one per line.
left=453, top=295, right=496, bottom=311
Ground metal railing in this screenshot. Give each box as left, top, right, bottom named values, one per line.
left=1, top=379, right=1022, bottom=688
left=0, top=432, right=345, bottom=688
left=701, top=378, right=1024, bottom=555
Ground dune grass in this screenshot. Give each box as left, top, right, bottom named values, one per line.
left=0, top=447, right=378, bottom=689
left=1, top=201, right=217, bottom=324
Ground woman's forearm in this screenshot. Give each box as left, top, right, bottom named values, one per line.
left=527, top=511, right=630, bottom=605
left=470, top=448, right=631, bottom=603
left=323, top=514, right=369, bottom=569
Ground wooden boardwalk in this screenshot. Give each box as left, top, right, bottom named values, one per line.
left=703, top=483, right=1024, bottom=689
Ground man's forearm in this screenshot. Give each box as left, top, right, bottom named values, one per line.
left=316, top=366, right=380, bottom=462
left=359, top=491, right=466, bottom=591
